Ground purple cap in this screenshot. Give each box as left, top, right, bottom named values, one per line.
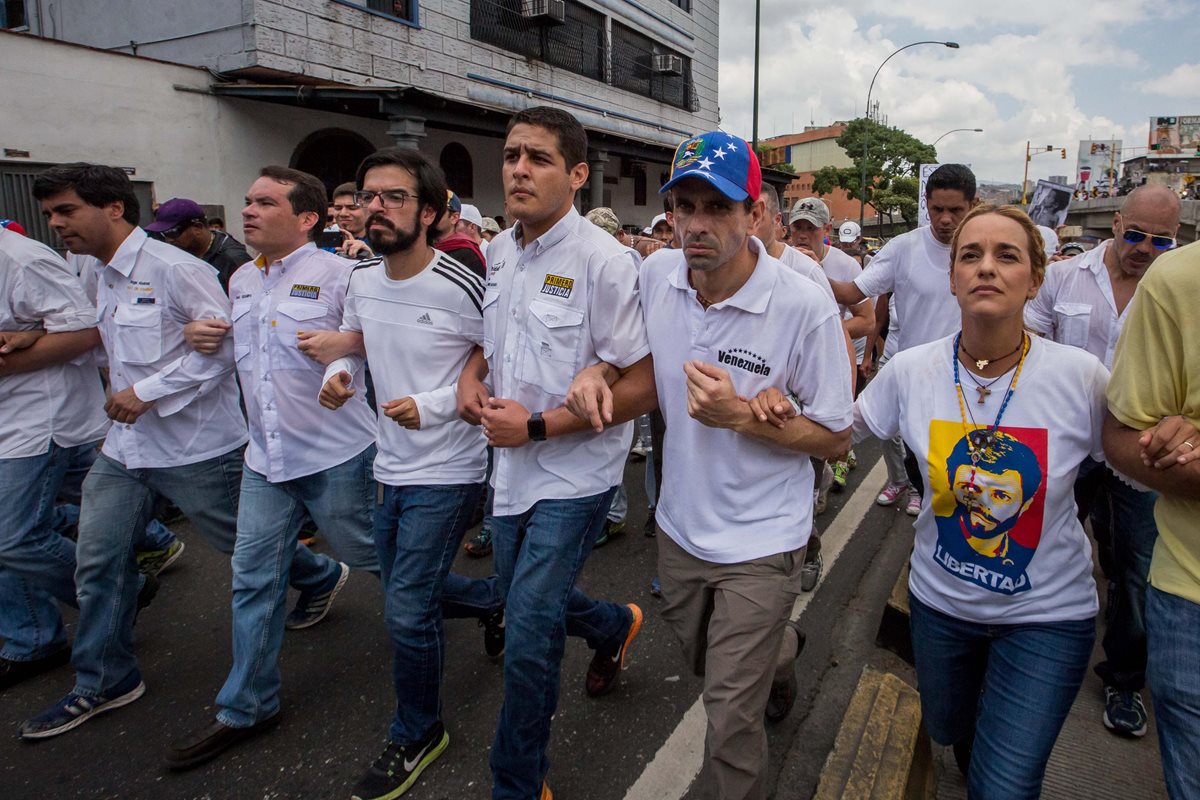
left=145, top=198, right=206, bottom=232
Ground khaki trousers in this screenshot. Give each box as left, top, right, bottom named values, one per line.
left=658, top=533, right=805, bottom=800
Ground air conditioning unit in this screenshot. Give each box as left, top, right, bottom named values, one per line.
left=652, top=53, right=684, bottom=76
left=522, top=0, right=565, bottom=25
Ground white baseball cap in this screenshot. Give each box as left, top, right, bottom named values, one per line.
left=459, top=203, right=483, bottom=229
left=837, top=220, right=861, bottom=243
left=1036, top=225, right=1059, bottom=257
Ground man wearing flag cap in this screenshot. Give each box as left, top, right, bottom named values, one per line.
left=567, top=131, right=853, bottom=800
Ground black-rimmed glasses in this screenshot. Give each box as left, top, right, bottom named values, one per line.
left=353, top=190, right=413, bottom=209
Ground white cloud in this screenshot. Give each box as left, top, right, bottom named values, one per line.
left=717, top=2, right=1183, bottom=183
left=1141, top=63, right=1200, bottom=97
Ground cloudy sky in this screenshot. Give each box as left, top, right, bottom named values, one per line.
left=716, top=0, right=1198, bottom=185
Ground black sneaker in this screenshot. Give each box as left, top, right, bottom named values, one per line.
left=351, top=721, right=449, bottom=800
left=643, top=507, right=657, bottom=537
left=479, top=609, right=505, bottom=662
left=285, top=562, right=349, bottom=630
left=594, top=519, right=625, bottom=548
left=1103, top=686, right=1148, bottom=737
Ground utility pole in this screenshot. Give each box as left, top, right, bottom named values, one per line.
left=752, top=0, right=761, bottom=150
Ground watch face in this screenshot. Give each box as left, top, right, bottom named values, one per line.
left=527, top=413, right=547, bottom=441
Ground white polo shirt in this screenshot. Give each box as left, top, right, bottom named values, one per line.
left=230, top=243, right=376, bottom=483
left=326, top=252, right=487, bottom=486
left=1023, top=240, right=1127, bottom=368
left=484, top=207, right=650, bottom=516
left=76, top=228, right=247, bottom=469
left=854, top=225, right=958, bottom=352
left=641, top=240, right=854, bottom=564
left=0, top=228, right=109, bottom=459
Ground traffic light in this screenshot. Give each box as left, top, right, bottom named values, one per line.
left=1061, top=149, right=1067, bottom=159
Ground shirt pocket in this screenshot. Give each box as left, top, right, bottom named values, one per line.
left=112, top=303, right=163, bottom=365
left=231, top=301, right=253, bottom=361
left=1052, top=302, right=1092, bottom=349
left=273, top=301, right=327, bottom=372
left=521, top=299, right=585, bottom=398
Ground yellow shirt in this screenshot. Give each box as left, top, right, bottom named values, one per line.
left=1107, top=240, right=1200, bottom=604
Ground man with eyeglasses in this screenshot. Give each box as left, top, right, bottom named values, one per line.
left=146, top=198, right=249, bottom=292
left=1025, top=183, right=1181, bottom=740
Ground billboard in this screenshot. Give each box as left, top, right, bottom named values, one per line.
left=1148, top=116, right=1200, bottom=154
left=1076, top=140, right=1121, bottom=195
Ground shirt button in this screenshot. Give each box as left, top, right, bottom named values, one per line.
left=107, top=283, right=114, bottom=288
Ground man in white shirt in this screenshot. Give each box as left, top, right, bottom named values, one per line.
left=570, top=130, right=853, bottom=800
left=164, top=166, right=380, bottom=769
left=1025, top=184, right=1181, bottom=738
left=459, top=202, right=488, bottom=258
left=828, top=164, right=979, bottom=502
left=318, top=147, right=503, bottom=800
left=455, top=106, right=653, bottom=800
left=18, top=164, right=331, bottom=740
left=0, top=226, right=109, bottom=691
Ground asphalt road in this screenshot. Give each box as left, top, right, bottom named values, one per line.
left=2, top=441, right=914, bottom=800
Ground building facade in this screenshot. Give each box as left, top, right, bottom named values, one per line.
left=2, top=0, right=719, bottom=244
left=760, top=123, right=874, bottom=223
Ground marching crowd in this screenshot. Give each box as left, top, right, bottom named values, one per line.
left=1, top=104, right=1198, bottom=800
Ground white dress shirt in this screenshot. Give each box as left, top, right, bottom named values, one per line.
left=0, top=228, right=109, bottom=458
left=76, top=228, right=247, bottom=469
left=230, top=243, right=375, bottom=483
left=641, top=241, right=853, bottom=564
left=483, top=207, right=650, bottom=516
left=326, top=252, right=487, bottom=486
left=1024, top=240, right=1127, bottom=368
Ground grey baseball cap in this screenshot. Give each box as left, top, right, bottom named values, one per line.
left=789, top=197, right=831, bottom=227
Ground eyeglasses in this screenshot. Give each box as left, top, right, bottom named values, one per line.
left=1122, top=229, right=1176, bottom=250
left=353, top=190, right=413, bottom=209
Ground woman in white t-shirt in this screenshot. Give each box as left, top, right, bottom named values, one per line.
left=854, top=205, right=1109, bottom=800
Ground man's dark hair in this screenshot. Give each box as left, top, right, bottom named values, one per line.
left=925, top=163, right=977, bottom=202
left=333, top=181, right=357, bottom=199
left=355, top=147, right=448, bottom=244
left=506, top=106, right=588, bottom=170
left=32, top=163, right=140, bottom=225
left=258, top=166, right=328, bottom=241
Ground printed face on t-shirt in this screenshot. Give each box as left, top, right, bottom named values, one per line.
left=928, top=423, right=1047, bottom=595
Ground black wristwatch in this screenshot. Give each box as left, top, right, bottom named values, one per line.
left=527, top=411, right=547, bottom=442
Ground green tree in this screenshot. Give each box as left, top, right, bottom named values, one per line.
left=811, top=119, right=936, bottom=227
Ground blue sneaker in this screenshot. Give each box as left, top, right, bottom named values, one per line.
left=285, top=562, right=349, bottom=630
left=19, top=671, right=145, bottom=740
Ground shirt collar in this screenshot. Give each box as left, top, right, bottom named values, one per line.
left=666, top=235, right=777, bottom=315
left=107, top=227, right=148, bottom=277
left=514, top=206, right=578, bottom=256
left=1079, top=239, right=1111, bottom=275
left=255, top=241, right=317, bottom=271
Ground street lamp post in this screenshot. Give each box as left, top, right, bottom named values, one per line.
left=933, top=127, right=983, bottom=147
left=752, top=0, right=761, bottom=150
left=859, top=40, right=960, bottom=232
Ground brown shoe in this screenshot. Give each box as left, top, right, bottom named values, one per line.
left=165, top=714, right=280, bottom=770
left=585, top=603, right=643, bottom=697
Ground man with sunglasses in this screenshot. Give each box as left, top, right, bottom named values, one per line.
left=1025, top=183, right=1181, bottom=739
left=147, top=198, right=249, bottom=292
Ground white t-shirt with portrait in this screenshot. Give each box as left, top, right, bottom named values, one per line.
left=854, top=333, right=1107, bottom=624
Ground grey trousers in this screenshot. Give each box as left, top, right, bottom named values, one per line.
left=658, top=533, right=805, bottom=800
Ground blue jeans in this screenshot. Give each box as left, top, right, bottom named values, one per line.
left=488, top=489, right=632, bottom=800
left=909, top=593, right=1095, bottom=800
left=1074, top=457, right=1159, bottom=690
left=375, top=482, right=488, bottom=745
left=216, top=446, right=379, bottom=727
left=0, top=443, right=97, bottom=661
left=1146, top=587, right=1200, bottom=800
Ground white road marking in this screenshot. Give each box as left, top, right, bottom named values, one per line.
left=622, top=459, right=890, bottom=800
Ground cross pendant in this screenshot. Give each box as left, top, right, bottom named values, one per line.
left=975, top=385, right=990, bottom=404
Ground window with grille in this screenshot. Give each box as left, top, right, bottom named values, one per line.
left=355, top=0, right=416, bottom=22
left=610, top=22, right=692, bottom=110
left=470, top=0, right=605, bottom=82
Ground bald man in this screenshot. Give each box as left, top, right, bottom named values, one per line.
left=1025, top=184, right=1181, bottom=739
